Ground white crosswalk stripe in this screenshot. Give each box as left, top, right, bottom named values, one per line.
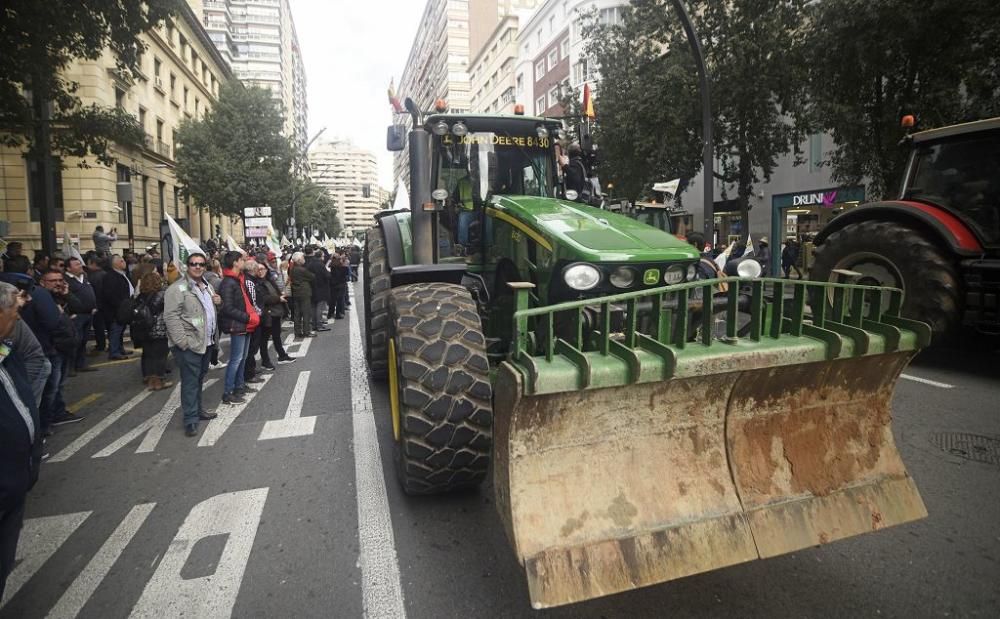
left=1, top=512, right=91, bottom=607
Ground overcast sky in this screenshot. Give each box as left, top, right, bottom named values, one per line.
left=291, top=0, right=427, bottom=189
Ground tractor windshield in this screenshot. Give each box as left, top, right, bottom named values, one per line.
left=904, top=131, right=1000, bottom=244
left=435, top=131, right=556, bottom=201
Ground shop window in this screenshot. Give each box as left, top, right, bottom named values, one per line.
left=117, top=164, right=131, bottom=225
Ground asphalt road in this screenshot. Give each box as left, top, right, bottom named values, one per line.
left=2, top=282, right=997, bottom=618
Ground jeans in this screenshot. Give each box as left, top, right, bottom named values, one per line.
left=244, top=329, right=261, bottom=379
left=40, top=353, right=67, bottom=429
left=269, top=315, right=289, bottom=359
left=457, top=209, right=475, bottom=246
left=293, top=295, right=311, bottom=336
left=171, top=346, right=210, bottom=426
left=313, top=300, right=328, bottom=329
left=72, top=314, right=93, bottom=369
left=224, top=333, right=250, bottom=395
left=108, top=321, right=126, bottom=357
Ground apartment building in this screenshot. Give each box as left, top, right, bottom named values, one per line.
left=392, top=0, right=473, bottom=187
left=0, top=2, right=243, bottom=253
left=468, top=2, right=541, bottom=114
left=309, top=140, right=382, bottom=236
left=196, top=0, right=308, bottom=156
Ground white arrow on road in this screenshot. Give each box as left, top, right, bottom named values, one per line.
left=258, top=370, right=316, bottom=440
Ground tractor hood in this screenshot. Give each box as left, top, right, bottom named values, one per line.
left=490, top=195, right=699, bottom=262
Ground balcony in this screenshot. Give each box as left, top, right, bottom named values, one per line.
left=157, top=141, right=171, bottom=157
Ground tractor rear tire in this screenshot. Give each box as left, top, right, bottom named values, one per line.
left=811, top=220, right=961, bottom=341
left=388, top=283, right=493, bottom=494
left=364, top=227, right=391, bottom=380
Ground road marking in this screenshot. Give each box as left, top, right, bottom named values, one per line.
left=198, top=373, right=274, bottom=447
left=93, top=380, right=218, bottom=457
left=67, top=392, right=102, bottom=414
left=283, top=332, right=315, bottom=358
left=258, top=370, right=316, bottom=440
left=50, top=390, right=155, bottom=462
left=1, top=512, right=91, bottom=608
left=900, top=373, right=955, bottom=389
left=130, top=488, right=269, bottom=619
left=47, top=503, right=156, bottom=619
left=349, top=291, right=407, bottom=618
left=90, top=357, right=140, bottom=368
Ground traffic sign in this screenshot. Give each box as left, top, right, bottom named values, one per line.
left=243, top=207, right=272, bottom=217
left=245, top=217, right=272, bottom=228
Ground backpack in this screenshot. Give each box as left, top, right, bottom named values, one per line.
left=52, top=312, right=78, bottom=355
left=117, top=296, right=154, bottom=330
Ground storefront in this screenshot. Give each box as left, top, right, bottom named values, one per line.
left=769, top=185, right=865, bottom=275
left=712, top=198, right=744, bottom=248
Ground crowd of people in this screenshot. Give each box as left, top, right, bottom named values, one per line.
left=0, top=232, right=358, bottom=597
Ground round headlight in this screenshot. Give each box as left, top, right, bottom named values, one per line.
left=563, top=263, right=601, bottom=291
left=736, top=258, right=762, bottom=279
left=432, top=120, right=450, bottom=136
left=451, top=121, right=469, bottom=136
left=686, top=264, right=698, bottom=281
left=565, top=189, right=579, bottom=201
left=663, top=264, right=685, bottom=285
left=431, top=188, right=449, bottom=201
left=536, top=125, right=549, bottom=139
left=609, top=266, right=636, bottom=288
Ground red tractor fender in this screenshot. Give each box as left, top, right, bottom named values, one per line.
left=814, top=200, right=984, bottom=256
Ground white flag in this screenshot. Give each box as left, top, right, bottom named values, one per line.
left=392, top=182, right=409, bottom=211
left=226, top=234, right=247, bottom=255
left=61, top=231, right=83, bottom=263
left=281, top=234, right=291, bottom=247
left=309, top=234, right=320, bottom=246
left=652, top=178, right=681, bottom=197
left=714, top=241, right=734, bottom=271
left=743, top=234, right=754, bottom=257
left=165, top=214, right=205, bottom=273
left=265, top=225, right=282, bottom=255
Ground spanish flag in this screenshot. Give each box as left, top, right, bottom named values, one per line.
left=387, top=78, right=404, bottom=114
left=582, top=83, right=595, bottom=119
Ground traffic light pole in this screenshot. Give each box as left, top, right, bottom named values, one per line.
left=33, top=87, right=58, bottom=256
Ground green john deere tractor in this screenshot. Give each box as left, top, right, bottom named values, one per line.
left=364, top=98, right=930, bottom=608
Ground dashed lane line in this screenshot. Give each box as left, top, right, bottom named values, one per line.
left=349, top=290, right=406, bottom=618
left=67, top=392, right=102, bottom=414
left=900, top=373, right=955, bottom=389
left=90, top=357, right=140, bottom=368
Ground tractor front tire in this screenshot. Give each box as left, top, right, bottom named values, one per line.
left=364, top=227, right=391, bottom=380
left=811, top=220, right=961, bottom=340
left=388, top=283, right=492, bottom=494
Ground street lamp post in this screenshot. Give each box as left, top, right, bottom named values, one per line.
left=291, top=127, right=326, bottom=241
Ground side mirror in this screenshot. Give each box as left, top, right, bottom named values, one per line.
left=386, top=125, right=405, bottom=152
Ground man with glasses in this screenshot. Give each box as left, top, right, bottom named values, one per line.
left=164, top=252, right=221, bottom=437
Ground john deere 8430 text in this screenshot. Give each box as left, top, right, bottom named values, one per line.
left=363, top=98, right=929, bottom=608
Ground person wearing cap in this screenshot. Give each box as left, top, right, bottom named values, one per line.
left=164, top=251, right=221, bottom=437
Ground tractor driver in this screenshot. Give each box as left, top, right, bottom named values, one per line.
left=452, top=171, right=476, bottom=248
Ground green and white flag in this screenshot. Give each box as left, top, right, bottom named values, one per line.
left=165, top=214, right=204, bottom=273
left=61, top=230, right=83, bottom=263
left=265, top=225, right=282, bottom=255
left=281, top=234, right=291, bottom=247
left=226, top=234, right=247, bottom=255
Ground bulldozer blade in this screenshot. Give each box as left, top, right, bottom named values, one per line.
left=492, top=351, right=926, bottom=609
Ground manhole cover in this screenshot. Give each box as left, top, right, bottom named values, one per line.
left=929, top=432, right=1000, bottom=466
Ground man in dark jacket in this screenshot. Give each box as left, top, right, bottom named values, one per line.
left=100, top=254, right=135, bottom=360
left=0, top=281, right=43, bottom=600
left=64, top=257, right=98, bottom=373
left=217, top=251, right=259, bottom=404
left=86, top=253, right=108, bottom=353
left=289, top=252, right=315, bottom=338
left=305, top=248, right=331, bottom=332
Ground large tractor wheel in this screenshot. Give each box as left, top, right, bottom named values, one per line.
left=811, top=220, right=961, bottom=340
left=364, top=227, right=391, bottom=380
left=387, top=283, right=492, bottom=494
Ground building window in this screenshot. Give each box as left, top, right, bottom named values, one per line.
left=516, top=73, right=523, bottom=94
left=158, top=181, right=166, bottom=222
left=25, top=156, right=64, bottom=222
left=560, top=38, right=570, bottom=59
left=535, top=60, right=545, bottom=80
left=536, top=30, right=542, bottom=45
left=195, top=98, right=200, bottom=117
left=138, top=107, right=146, bottom=132
left=173, top=186, right=181, bottom=218
left=115, top=87, right=126, bottom=109
left=116, top=164, right=131, bottom=225
left=141, top=176, right=149, bottom=226
left=549, top=16, right=555, bottom=33
left=600, top=7, right=622, bottom=26
left=169, top=73, right=176, bottom=100
left=154, top=58, right=161, bottom=79
left=535, top=96, right=546, bottom=115
left=548, top=85, right=560, bottom=108
left=548, top=49, right=559, bottom=71
left=183, top=86, right=189, bottom=111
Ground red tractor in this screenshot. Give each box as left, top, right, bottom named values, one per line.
left=811, top=117, right=999, bottom=341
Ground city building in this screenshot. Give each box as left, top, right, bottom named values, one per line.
left=195, top=0, right=308, bottom=159
left=468, top=2, right=541, bottom=114
left=515, top=0, right=625, bottom=117
left=393, top=0, right=473, bottom=187
left=309, top=139, right=381, bottom=236
left=0, top=2, right=243, bottom=254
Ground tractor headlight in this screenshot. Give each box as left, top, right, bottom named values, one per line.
left=432, top=120, right=450, bottom=136
left=609, top=266, right=636, bottom=289
left=663, top=264, right=686, bottom=285
left=736, top=258, right=763, bottom=279
left=451, top=121, right=469, bottom=136
left=563, top=263, right=601, bottom=291
left=537, top=125, right=549, bottom=139
left=686, top=263, right=698, bottom=281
